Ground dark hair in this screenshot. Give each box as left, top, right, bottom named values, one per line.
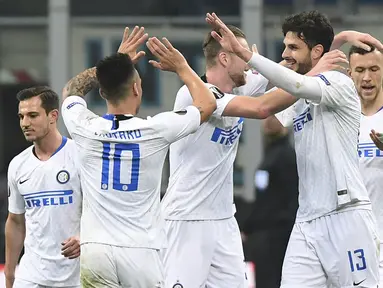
left=16, top=86, right=59, bottom=114
left=349, top=44, right=376, bottom=58
left=282, top=10, right=334, bottom=55
left=203, top=25, right=246, bottom=67
left=96, top=53, right=136, bottom=104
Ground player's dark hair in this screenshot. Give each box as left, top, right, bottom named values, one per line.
left=203, top=25, right=246, bottom=67
left=349, top=44, right=376, bottom=58
left=16, top=86, right=59, bottom=114
left=282, top=10, right=334, bottom=55
left=96, top=53, right=136, bottom=104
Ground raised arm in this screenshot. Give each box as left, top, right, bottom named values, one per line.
left=330, top=30, right=383, bottom=52
left=146, top=37, right=216, bottom=123
left=62, top=26, right=148, bottom=101
left=222, top=49, right=348, bottom=119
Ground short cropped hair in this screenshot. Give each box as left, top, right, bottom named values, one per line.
left=282, top=10, right=334, bottom=55
left=96, top=53, right=136, bottom=104
left=16, top=86, right=59, bottom=114
left=203, top=25, right=246, bottom=67
left=349, top=44, right=376, bottom=58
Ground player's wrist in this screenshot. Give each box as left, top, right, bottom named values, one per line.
left=331, top=31, right=347, bottom=50
left=175, top=64, right=193, bottom=78
left=237, top=47, right=253, bottom=63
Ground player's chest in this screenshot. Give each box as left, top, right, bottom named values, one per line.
left=293, top=101, right=316, bottom=134
left=208, top=116, right=244, bottom=147
left=17, top=160, right=80, bottom=209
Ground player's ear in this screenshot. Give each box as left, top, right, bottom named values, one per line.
left=347, top=68, right=352, bottom=77
left=99, top=88, right=106, bottom=100
left=311, top=44, right=324, bottom=61
left=218, top=51, right=229, bottom=68
left=49, top=109, right=59, bottom=124
left=132, top=81, right=139, bottom=97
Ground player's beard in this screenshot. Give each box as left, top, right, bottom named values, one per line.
left=229, top=71, right=247, bottom=88
left=296, top=57, right=313, bottom=75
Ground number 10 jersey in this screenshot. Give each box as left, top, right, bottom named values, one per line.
left=62, top=96, right=201, bottom=249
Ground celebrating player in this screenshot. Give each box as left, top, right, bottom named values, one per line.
left=61, top=26, right=216, bottom=287
left=204, top=11, right=383, bottom=287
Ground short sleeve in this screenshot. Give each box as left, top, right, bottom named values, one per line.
left=311, top=71, right=357, bottom=108
left=7, top=161, right=25, bottom=214
left=61, top=96, right=99, bottom=136
left=151, top=105, right=201, bottom=143
left=173, top=86, right=193, bottom=111
left=213, top=93, right=237, bottom=117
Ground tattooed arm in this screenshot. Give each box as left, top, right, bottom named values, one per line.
left=62, top=67, right=98, bottom=101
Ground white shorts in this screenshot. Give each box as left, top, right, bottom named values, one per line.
left=162, top=216, right=246, bottom=288
left=281, top=209, right=380, bottom=288
left=13, top=278, right=80, bottom=288
left=80, top=243, right=164, bottom=288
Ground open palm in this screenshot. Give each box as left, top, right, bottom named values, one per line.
left=205, top=13, right=243, bottom=54
left=117, top=26, right=148, bottom=64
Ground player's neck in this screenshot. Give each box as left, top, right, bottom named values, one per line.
left=361, top=92, right=383, bottom=116
left=33, top=129, right=63, bottom=161
left=106, top=99, right=137, bottom=116
left=205, top=67, right=235, bottom=93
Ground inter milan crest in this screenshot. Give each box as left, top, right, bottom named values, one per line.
left=56, top=170, right=70, bottom=184
left=172, top=282, right=183, bottom=288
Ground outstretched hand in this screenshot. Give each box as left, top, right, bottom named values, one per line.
left=205, top=13, right=246, bottom=54
left=146, top=37, right=188, bottom=73
left=118, top=26, right=148, bottom=64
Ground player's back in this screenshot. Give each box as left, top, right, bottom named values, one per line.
left=359, top=109, right=383, bottom=239
left=8, top=138, right=81, bottom=286
left=62, top=96, right=200, bottom=249
left=276, top=71, right=370, bottom=222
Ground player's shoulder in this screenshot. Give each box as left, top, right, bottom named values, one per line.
left=177, top=82, right=225, bottom=100
left=62, top=137, right=78, bottom=152
left=8, top=146, right=34, bottom=174
left=317, top=70, right=354, bottom=87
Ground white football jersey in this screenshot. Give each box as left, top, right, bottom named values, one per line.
left=62, top=96, right=200, bottom=249
left=7, top=138, right=82, bottom=287
left=275, top=71, right=371, bottom=222
left=161, top=75, right=267, bottom=220
left=358, top=108, right=383, bottom=239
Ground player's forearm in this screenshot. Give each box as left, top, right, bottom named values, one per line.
left=330, top=31, right=348, bottom=51
left=5, top=219, right=25, bottom=276
left=62, top=67, right=98, bottom=100
left=247, top=53, right=323, bottom=102
left=177, top=65, right=217, bottom=123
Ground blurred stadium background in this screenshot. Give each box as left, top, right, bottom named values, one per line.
left=0, top=0, right=382, bottom=286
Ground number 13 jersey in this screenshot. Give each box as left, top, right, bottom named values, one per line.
left=62, top=96, right=201, bottom=249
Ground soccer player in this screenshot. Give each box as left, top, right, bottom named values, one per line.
left=160, top=16, right=359, bottom=288
left=61, top=26, right=217, bottom=287
left=349, top=44, right=383, bottom=286
left=205, top=11, right=383, bottom=287
left=5, top=86, right=82, bottom=288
